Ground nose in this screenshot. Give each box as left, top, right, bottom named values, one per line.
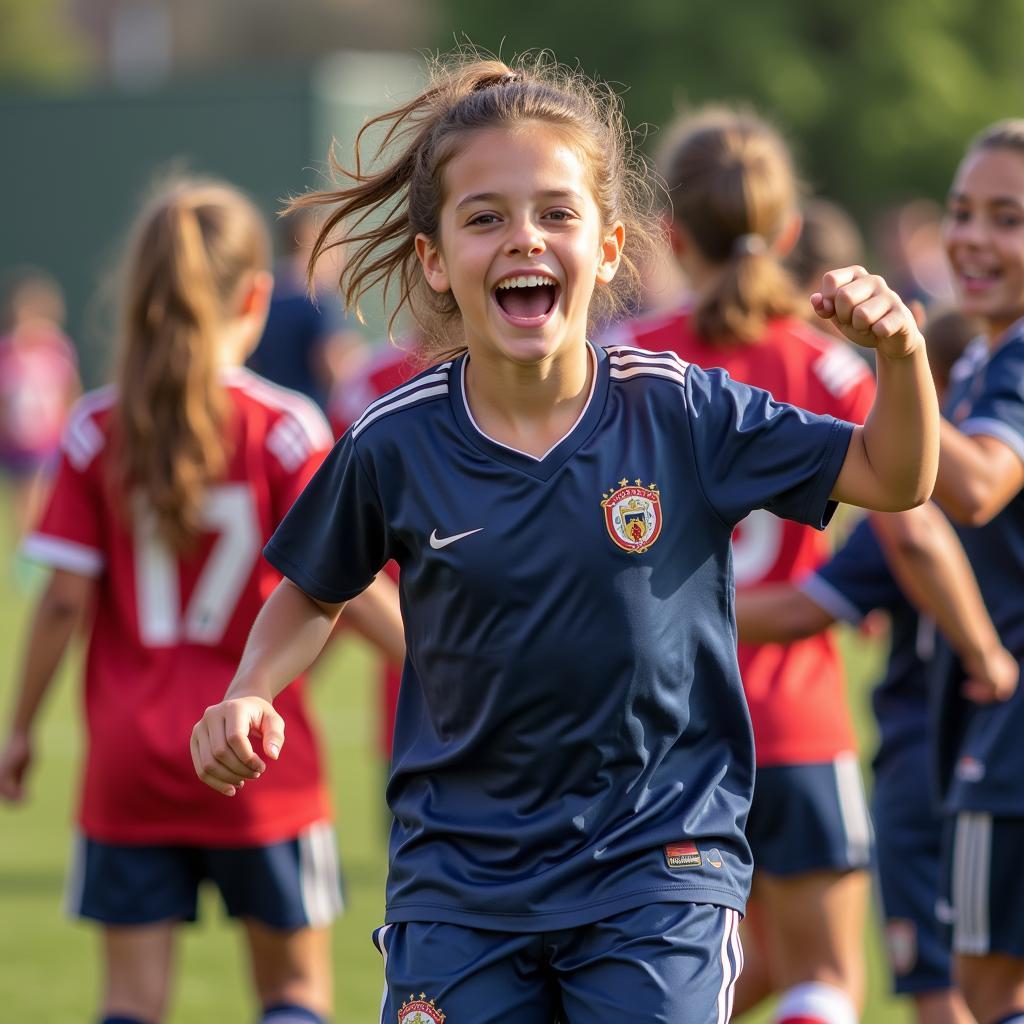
left=504, top=217, right=545, bottom=258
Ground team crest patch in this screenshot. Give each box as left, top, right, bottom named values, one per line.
left=398, top=994, right=446, bottom=1023
left=602, top=479, right=663, bottom=553
left=885, top=919, right=918, bottom=976
left=665, top=841, right=702, bottom=869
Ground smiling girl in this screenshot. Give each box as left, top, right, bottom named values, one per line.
left=191, top=54, right=938, bottom=1022
left=929, top=121, right=1024, bottom=1024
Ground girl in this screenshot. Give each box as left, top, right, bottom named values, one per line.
left=191, top=55, right=937, bottom=1024
left=0, top=179, right=399, bottom=1024
left=928, top=120, right=1024, bottom=1024
left=613, top=107, right=879, bottom=1024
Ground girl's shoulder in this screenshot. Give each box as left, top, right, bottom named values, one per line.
left=220, top=367, right=332, bottom=450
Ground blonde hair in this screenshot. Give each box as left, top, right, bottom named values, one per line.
left=661, top=106, right=802, bottom=344
left=111, top=178, right=269, bottom=550
left=287, top=50, right=661, bottom=362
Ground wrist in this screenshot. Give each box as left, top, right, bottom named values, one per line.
left=960, top=633, right=1004, bottom=670
left=223, top=673, right=275, bottom=703
left=876, top=331, right=926, bottom=362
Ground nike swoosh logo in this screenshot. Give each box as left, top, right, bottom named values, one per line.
left=429, top=528, right=484, bottom=550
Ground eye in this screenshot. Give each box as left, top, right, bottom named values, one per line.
left=467, top=212, right=500, bottom=227
left=545, top=208, right=578, bottom=223
left=996, top=212, right=1024, bottom=230
left=945, top=206, right=970, bottom=224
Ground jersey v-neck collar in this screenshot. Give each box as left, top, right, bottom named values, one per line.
left=449, top=342, right=610, bottom=481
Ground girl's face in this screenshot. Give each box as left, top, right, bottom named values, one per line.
left=416, top=123, right=623, bottom=368
left=943, top=146, right=1024, bottom=337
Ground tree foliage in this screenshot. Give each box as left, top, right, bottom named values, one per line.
left=0, top=0, right=93, bottom=87
left=436, top=0, right=1024, bottom=217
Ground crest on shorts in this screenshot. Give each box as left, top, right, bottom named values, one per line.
left=602, top=479, right=663, bottom=553
left=885, top=919, right=918, bottom=976
left=398, top=994, right=446, bottom=1024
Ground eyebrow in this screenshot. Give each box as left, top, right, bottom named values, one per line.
left=454, top=189, right=586, bottom=210
left=947, top=191, right=1024, bottom=209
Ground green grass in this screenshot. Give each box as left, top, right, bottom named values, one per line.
left=0, top=554, right=910, bottom=1021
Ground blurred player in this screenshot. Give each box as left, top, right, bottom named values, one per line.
left=612, top=108, right=878, bottom=1024
left=0, top=268, right=80, bottom=560
left=735, top=310, right=994, bottom=1024
left=927, top=120, right=1024, bottom=1024
left=191, top=54, right=937, bottom=1023
left=247, top=208, right=367, bottom=410
left=0, top=179, right=395, bottom=1024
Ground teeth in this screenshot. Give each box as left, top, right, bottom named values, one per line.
left=496, top=274, right=556, bottom=290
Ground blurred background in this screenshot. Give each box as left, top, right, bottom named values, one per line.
left=2, top=0, right=1023, bottom=1020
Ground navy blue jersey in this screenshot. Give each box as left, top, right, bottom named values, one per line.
left=801, top=518, right=932, bottom=765
left=266, top=343, right=854, bottom=930
left=936, top=325, right=1024, bottom=814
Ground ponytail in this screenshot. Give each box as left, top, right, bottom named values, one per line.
left=112, top=179, right=269, bottom=550
left=661, top=106, right=802, bottom=344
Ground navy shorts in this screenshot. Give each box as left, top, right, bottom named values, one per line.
left=372, top=903, right=742, bottom=1024
left=66, top=820, right=343, bottom=930
left=941, top=811, right=1024, bottom=958
left=745, top=754, right=873, bottom=876
left=872, top=746, right=952, bottom=994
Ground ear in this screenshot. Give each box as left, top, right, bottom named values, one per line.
left=772, top=210, right=803, bottom=259
left=415, top=233, right=450, bottom=294
left=237, top=270, right=274, bottom=320
left=595, top=221, right=625, bottom=286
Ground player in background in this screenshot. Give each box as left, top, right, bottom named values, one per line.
left=247, top=208, right=368, bottom=411
left=925, top=120, right=1024, bottom=1024
left=191, top=53, right=937, bottom=1023
left=0, top=178, right=400, bottom=1024
left=611, top=107, right=878, bottom=1024
left=734, top=310, right=1001, bottom=1024
left=0, top=268, right=80, bottom=568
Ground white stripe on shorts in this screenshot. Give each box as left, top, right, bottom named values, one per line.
left=833, top=752, right=873, bottom=867
left=298, top=820, right=344, bottom=928
left=62, top=831, right=87, bottom=918
left=953, top=811, right=992, bottom=955
left=374, top=923, right=393, bottom=1024
left=717, top=907, right=742, bottom=1024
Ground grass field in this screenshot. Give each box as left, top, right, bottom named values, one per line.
left=0, top=544, right=912, bottom=1022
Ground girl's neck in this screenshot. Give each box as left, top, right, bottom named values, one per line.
left=464, top=340, right=594, bottom=458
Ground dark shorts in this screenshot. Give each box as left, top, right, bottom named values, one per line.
left=940, top=811, right=1024, bottom=958
left=745, top=754, right=873, bottom=876
left=872, top=748, right=952, bottom=994
left=66, top=820, right=343, bottom=930
left=372, top=903, right=742, bottom=1024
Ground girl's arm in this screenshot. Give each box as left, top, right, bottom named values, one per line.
left=0, top=569, right=93, bottom=802
left=190, top=577, right=345, bottom=796
left=816, top=267, right=940, bottom=512
left=734, top=585, right=836, bottom=644
left=871, top=506, right=1018, bottom=703
left=933, top=419, right=1024, bottom=526
left=339, top=571, right=405, bottom=666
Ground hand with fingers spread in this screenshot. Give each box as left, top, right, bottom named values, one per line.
left=190, top=695, right=285, bottom=797
left=811, top=265, right=925, bottom=360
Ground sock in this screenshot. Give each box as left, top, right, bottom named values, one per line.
left=260, top=1004, right=326, bottom=1024
left=990, top=1014, right=1024, bottom=1024
left=775, top=981, right=857, bottom=1024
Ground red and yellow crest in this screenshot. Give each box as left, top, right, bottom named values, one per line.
left=601, top=479, right=663, bottom=553
left=398, top=994, right=446, bottom=1024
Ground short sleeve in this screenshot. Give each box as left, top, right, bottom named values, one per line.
left=958, top=337, right=1024, bottom=464
left=263, top=430, right=389, bottom=603
left=22, top=450, right=105, bottom=577
left=685, top=364, right=855, bottom=528
left=800, top=518, right=901, bottom=625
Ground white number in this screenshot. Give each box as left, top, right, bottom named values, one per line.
left=731, top=509, right=784, bottom=586
left=134, top=484, right=261, bottom=646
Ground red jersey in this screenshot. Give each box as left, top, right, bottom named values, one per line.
left=611, top=307, right=875, bottom=765
left=329, top=344, right=422, bottom=759
left=0, top=324, right=78, bottom=464
left=23, top=368, right=334, bottom=845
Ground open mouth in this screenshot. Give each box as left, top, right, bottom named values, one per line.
left=493, top=274, right=560, bottom=326
left=957, top=267, right=1001, bottom=293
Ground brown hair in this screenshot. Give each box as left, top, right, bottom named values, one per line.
left=969, top=119, right=1024, bottom=157
left=111, top=178, right=270, bottom=550
left=661, top=106, right=802, bottom=344
left=287, top=50, right=661, bottom=362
